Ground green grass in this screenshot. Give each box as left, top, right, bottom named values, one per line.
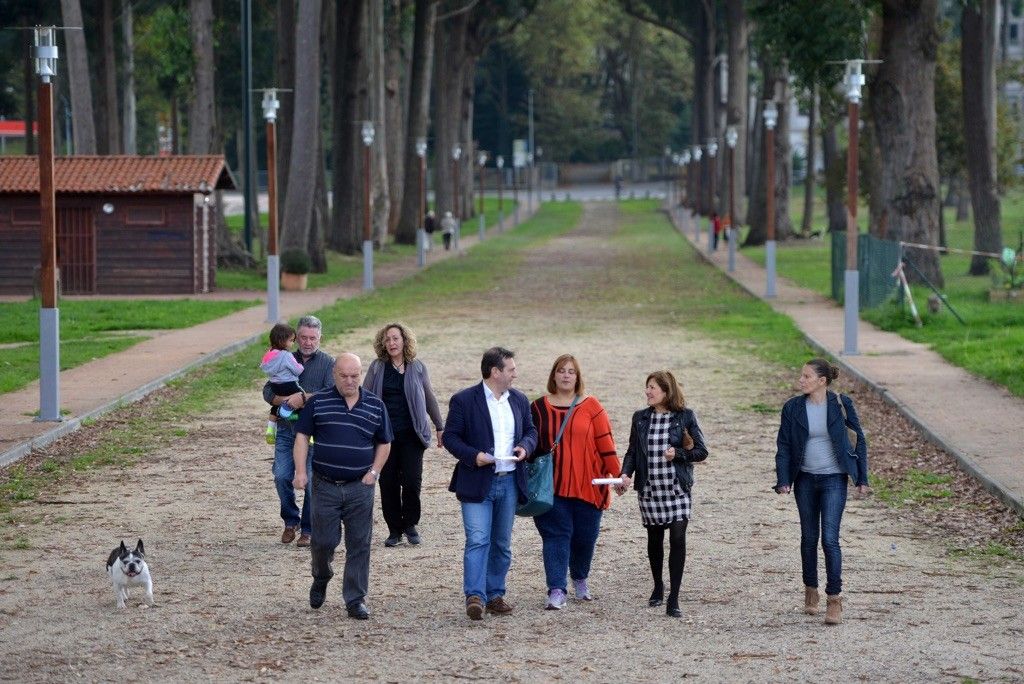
left=0, top=299, right=256, bottom=394
left=219, top=198, right=518, bottom=290
left=870, top=468, right=954, bottom=508
left=741, top=187, right=1024, bottom=397
left=0, top=202, right=580, bottom=515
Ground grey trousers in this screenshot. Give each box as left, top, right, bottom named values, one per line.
left=310, top=474, right=376, bottom=606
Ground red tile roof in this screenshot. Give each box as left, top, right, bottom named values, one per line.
left=0, top=155, right=236, bottom=194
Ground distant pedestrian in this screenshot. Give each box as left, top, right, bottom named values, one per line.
left=441, top=211, right=456, bottom=250
left=260, top=323, right=304, bottom=444
left=363, top=322, right=444, bottom=548
left=293, top=353, right=393, bottom=620
left=424, top=210, right=436, bottom=252
left=711, top=212, right=723, bottom=250
left=614, top=175, right=623, bottom=200
left=774, top=358, right=869, bottom=625
left=262, top=315, right=335, bottom=548
left=619, top=370, right=708, bottom=618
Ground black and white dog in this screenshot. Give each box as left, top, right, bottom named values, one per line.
left=106, top=539, right=153, bottom=609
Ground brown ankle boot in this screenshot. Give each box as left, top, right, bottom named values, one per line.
left=824, top=594, right=842, bottom=625
left=804, top=586, right=820, bottom=615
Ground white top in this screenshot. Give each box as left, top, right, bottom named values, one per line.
left=483, top=382, right=515, bottom=473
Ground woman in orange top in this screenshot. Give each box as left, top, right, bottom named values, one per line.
left=530, top=354, right=621, bottom=610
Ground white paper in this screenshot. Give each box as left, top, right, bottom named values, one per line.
left=493, top=455, right=518, bottom=461
left=592, top=477, right=623, bottom=485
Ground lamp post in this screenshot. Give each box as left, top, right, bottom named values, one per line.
left=706, top=137, right=719, bottom=253
left=477, top=150, right=487, bottom=240
left=262, top=89, right=281, bottom=322
left=34, top=26, right=60, bottom=422
left=692, top=145, right=703, bottom=245
left=725, top=125, right=738, bottom=273
left=496, top=155, right=505, bottom=232
left=669, top=152, right=678, bottom=206
left=680, top=150, right=691, bottom=225
left=536, top=146, right=544, bottom=202
left=415, top=137, right=427, bottom=267
left=764, top=100, right=779, bottom=298
left=451, top=143, right=462, bottom=249
left=528, top=88, right=535, bottom=210
left=842, top=60, right=867, bottom=355
left=361, top=120, right=375, bottom=291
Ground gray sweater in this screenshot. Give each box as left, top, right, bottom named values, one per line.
left=363, top=358, right=444, bottom=448
left=262, top=348, right=336, bottom=435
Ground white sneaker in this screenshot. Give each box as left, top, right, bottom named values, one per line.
left=546, top=588, right=567, bottom=610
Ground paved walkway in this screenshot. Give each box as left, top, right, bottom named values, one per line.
left=671, top=207, right=1024, bottom=515
left=0, top=204, right=538, bottom=466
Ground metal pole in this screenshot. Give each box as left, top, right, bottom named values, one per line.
left=478, top=162, right=485, bottom=240
left=513, top=168, right=520, bottom=226
left=241, top=0, right=254, bottom=252
left=266, top=118, right=280, bottom=322
left=528, top=89, right=535, bottom=211
left=766, top=124, right=777, bottom=298
left=844, top=98, right=860, bottom=354
left=363, top=142, right=373, bottom=291
left=38, top=78, right=60, bottom=422
left=728, top=145, right=736, bottom=272
left=452, top=157, right=461, bottom=249
left=707, top=154, right=716, bottom=253
left=498, top=165, right=504, bottom=232
left=417, top=154, right=425, bottom=267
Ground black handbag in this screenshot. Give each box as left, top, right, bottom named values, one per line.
left=515, top=396, right=579, bottom=517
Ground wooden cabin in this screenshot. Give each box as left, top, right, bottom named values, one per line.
left=0, top=156, right=235, bottom=295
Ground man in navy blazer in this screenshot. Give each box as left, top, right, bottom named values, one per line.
left=445, top=347, right=538, bottom=620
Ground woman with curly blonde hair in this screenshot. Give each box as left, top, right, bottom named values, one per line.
left=363, top=322, right=444, bottom=547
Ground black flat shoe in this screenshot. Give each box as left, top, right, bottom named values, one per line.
left=384, top=533, right=402, bottom=547
left=346, top=601, right=369, bottom=620
left=648, top=584, right=664, bottom=607
left=309, top=579, right=329, bottom=609
left=666, top=597, right=682, bottom=618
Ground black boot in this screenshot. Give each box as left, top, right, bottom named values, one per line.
left=666, top=594, right=682, bottom=618
left=648, top=582, right=664, bottom=607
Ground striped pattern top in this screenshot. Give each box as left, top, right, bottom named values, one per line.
left=294, top=386, right=393, bottom=481
left=530, top=396, right=620, bottom=510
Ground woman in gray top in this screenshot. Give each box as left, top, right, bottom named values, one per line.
left=363, top=323, right=444, bottom=547
left=774, top=358, right=869, bottom=626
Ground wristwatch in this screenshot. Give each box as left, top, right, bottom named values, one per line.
left=369, top=469, right=379, bottom=481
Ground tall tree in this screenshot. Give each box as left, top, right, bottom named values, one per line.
left=60, top=0, right=98, bottom=154
left=396, top=0, right=437, bottom=244
left=281, top=0, right=323, bottom=252
left=99, top=0, right=120, bottom=154
left=962, top=0, right=1002, bottom=275
left=383, top=0, right=409, bottom=235
left=800, top=86, right=817, bottom=235
left=121, top=0, right=136, bottom=154
left=187, top=0, right=217, bottom=155
left=870, top=0, right=943, bottom=286
left=368, top=0, right=392, bottom=243
left=745, top=63, right=792, bottom=245
left=274, top=0, right=296, bottom=237
left=725, top=0, right=749, bottom=223
left=330, top=0, right=367, bottom=253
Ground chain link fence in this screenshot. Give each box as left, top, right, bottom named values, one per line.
left=831, top=232, right=901, bottom=309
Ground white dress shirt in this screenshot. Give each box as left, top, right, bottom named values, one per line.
left=483, top=382, right=516, bottom=473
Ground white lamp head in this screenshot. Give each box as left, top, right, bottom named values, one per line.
left=452, top=143, right=462, bottom=161
left=415, top=137, right=427, bottom=158
left=763, top=101, right=779, bottom=131
left=496, top=155, right=504, bottom=169
left=477, top=150, right=487, bottom=166
left=845, top=60, right=867, bottom=104
left=692, top=146, right=703, bottom=162
left=707, top=138, right=719, bottom=158
left=33, top=26, right=59, bottom=82
left=726, top=126, right=738, bottom=149
left=682, top=150, right=691, bottom=165
left=261, top=89, right=280, bottom=122
left=361, top=120, right=375, bottom=146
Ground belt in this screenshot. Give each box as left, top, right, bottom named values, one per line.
left=314, top=470, right=363, bottom=486
left=494, top=471, right=514, bottom=477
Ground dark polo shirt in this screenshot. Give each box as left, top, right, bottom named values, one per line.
left=295, top=386, right=393, bottom=481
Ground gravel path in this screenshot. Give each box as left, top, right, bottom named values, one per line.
left=1, top=203, right=1022, bottom=682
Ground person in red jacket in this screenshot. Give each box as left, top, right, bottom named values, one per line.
left=711, top=212, right=724, bottom=251
left=530, top=354, right=621, bottom=610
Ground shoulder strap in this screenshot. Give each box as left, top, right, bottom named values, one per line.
left=551, top=396, right=580, bottom=450
left=833, top=391, right=847, bottom=421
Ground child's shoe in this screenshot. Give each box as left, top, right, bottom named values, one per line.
left=265, top=421, right=277, bottom=444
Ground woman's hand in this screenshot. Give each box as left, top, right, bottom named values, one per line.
left=664, top=446, right=676, bottom=462
left=615, top=474, right=632, bottom=495
left=855, top=484, right=870, bottom=497
left=436, top=429, right=444, bottom=448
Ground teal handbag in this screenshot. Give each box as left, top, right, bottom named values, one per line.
left=516, top=396, right=579, bottom=517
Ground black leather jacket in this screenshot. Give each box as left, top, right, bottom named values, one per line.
left=621, top=407, right=708, bottom=493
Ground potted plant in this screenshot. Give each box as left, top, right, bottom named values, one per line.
left=989, top=246, right=1023, bottom=302
left=280, top=248, right=311, bottom=291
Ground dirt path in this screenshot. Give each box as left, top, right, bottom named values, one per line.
left=2, top=203, right=1022, bottom=682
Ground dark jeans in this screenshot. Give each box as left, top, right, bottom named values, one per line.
left=793, top=471, right=848, bottom=596
left=379, top=429, right=426, bottom=536
left=533, top=495, right=603, bottom=591
left=272, top=428, right=312, bottom=534
left=310, top=473, right=376, bottom=607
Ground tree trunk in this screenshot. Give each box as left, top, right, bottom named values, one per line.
left=956, top=177, right=971, bottom=221
left=800, top=86, right=817, bottom=235
left=962, top=0, right=1002, bottom=275
left=60, top=0, right=98, bottom=154
left=121, top=0, right=137, bottom=154
left=745, top=65, right=791, bottom=245
left=871, top=0, right=942, bottom=286
left=368, top=0, right=391, bottom=244
left=100, top=0, right=120, bottom=154
left=384, top=0, right=407, bottom=235
left=275, top=0, right=296, bottom=239
left=725, top=0, right=749, bottom=224
left=433, top=12, right=469, bottom=219
left=821, top=121, right=846, bottom=233
left=330, top=0, right=366, bottom=253
left=396, top=0, right=437, bottom=244
left=693, top=5, right=715, bottom=214
left=187, top=0, right=217, bottom=155
left=281, top=0, right=323, bottom=252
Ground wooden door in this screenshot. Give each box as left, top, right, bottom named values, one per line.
left=57, top=207, right=96, bottom=294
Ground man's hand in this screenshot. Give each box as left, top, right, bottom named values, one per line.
left=286, top=392, right=305, bottom=410
left=664, top=446, right=676, bottom=462
left=361, top=469, right=378, bottom=486
left=293, top=471, right=308, bottom=490
left=775, top=484, right=791, bottom=494
left=436, top=430, right=444, bottom=448
left=475, top=451, right=495, bottom=467
left=512, top=446, right=528, bottom=461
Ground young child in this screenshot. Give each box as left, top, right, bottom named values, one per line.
left=260, top=323, right=304, bottom=444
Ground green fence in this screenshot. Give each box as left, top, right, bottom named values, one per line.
left=831, top=232, right=902, bottom=309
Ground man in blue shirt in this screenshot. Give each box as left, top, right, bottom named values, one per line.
left=293, top=352, right=392, bottom=620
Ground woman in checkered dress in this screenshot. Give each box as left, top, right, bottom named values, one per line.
left=619, top=371, right=708, bottom=618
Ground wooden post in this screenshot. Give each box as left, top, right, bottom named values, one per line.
left=39, top=81, right=57, bottom=309
left=766, top=126, right=776, bottom=243
left=266, top=119, right=277, bottom=257
left=846, top=98, right=859, bottom=270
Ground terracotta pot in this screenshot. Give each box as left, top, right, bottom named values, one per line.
left=281, top=272, right=308, bottom=291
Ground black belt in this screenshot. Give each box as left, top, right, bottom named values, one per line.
left=494, top=471, right=513, bottom=477
left=314, top=470, right=364, bottom=486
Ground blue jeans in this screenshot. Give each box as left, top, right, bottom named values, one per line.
left=460, top=474, right=517, bottom=601
left=533, top=495, right=603, bottom=591
left=272, top=429, right=313, bottom=535
left=793, top=471, right=848, bottom=596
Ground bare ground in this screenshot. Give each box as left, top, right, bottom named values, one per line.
left=1, top=203, right=1023, bottom=683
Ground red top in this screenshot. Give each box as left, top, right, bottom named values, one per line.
left=530, top=396, right=620, bottom=510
